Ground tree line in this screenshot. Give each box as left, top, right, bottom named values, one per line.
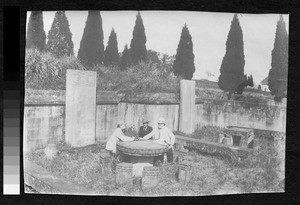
left=26, top=11, right=288, bottom=102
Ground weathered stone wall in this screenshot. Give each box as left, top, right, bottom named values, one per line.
left=24, top=90, right=286, bottom=152
left=117, top=102, right=179, bottom=136
left=23, top=106, right=65, bottom=153
left=197, top=99, right=286, bottom=132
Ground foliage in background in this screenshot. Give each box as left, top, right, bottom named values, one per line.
left=104, top=29, right=119, bottom=66
left=147, top=50, right=161, bottom=65
left=93, top=61, right=180, bottom=97
left=25, top=48, right=85, bottom=90
left=120, top=44, right=131, bottom=71
left=45, top=11, right=74, bottom=57
left=218, top=14, right=246, bottom=99
left=268, top=15, right=288, bottom=103
left=25, top=48, right=179, bottom=94
left=77, top=11, right=104, bottom=67
left=130, top=11, right=147, bottom=64
left=26, top=11, right=46, bottom=51
left=173, top=24, right=195, bottom=80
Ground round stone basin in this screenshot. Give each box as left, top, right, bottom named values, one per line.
left=117, top=140, right=169, bottom=177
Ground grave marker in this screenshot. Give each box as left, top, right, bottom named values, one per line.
left=65, top=70, right=97, bottom=147
left=179, top=80, right=195, bottom=134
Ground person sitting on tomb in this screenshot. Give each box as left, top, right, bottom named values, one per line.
left=141, top=117, right=175, bottom=163
left=138, top=118, right=153, bottom=139
left=105, top=121, right=135, bottom=155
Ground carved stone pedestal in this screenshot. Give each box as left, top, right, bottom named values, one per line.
left=99, top=153, right=111, bottom=175
left=178, top=161, right=193, bottom=184
left=142, top=166, right=159, bottom=189
left=115, top=163, right=133, bottom=187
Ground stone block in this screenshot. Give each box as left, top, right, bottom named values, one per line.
left=222, top=136, right=233, bottom=146
left=65, top=70, right=97, bottom=147
left=115, top=163, right=133, bottom=187
left=142, top=166, right=159, bottom=189
left=99, top=153, right=111, bottom=174
left=178, top=161, right=193, bottom=184
left=224, top=126, right=254, bottom=148
left=179, top=80, right=195, bottom=134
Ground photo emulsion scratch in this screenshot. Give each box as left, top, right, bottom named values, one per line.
left=23, top=10, right=288, bottom=196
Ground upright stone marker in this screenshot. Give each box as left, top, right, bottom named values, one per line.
left=65, top=69, right=97, bottom=147
left=179, top=80, right=195, bottom=134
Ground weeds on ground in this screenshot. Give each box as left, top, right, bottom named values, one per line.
left=174, top=125, right=224, bottom=143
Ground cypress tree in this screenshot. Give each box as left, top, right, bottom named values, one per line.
left=173, top=24, right=195, bottom=80
left=104, top=28, right=119, bottom=66
left=268, top=15, right=288, bottom=102
left=45, top=11, right=74, bottom=57
left=26, top=11, right=46, bottom=51
left=218, top=14, right=245, bottom=99
left=120, top=44, right=131, bottom=71
left=77, top=10, right=104, bottom=67
left=130, top=11, right=147, bottom=64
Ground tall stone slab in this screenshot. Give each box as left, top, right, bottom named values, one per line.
left=65, top=70, right=97, bottom=147
left=179, top=80, right=195, bottom=134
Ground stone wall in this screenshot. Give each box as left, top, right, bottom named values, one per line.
left=196, top=99, right=286, bottom=132
left=24, top=90, right=286, bottom=152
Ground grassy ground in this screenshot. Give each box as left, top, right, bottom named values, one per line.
left=25, top=129, right=284, bottom=195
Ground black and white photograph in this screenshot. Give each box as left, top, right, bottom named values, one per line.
left=23, top=10, right=288, bottom=196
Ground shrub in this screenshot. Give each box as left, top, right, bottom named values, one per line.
left=93, top=61, right=180, bottom=97
left=25, top=48, right=86, bottom=90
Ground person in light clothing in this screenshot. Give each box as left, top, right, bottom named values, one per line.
left=141, top=117, right=175, bottom=163
left=105, top=121, right=135, bottom=154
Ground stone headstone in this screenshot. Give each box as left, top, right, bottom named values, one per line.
left=115, top=163, right=133, bottom=187
left=65, top=70, right=97, bottom=147
left=142, top=166, right=159, bottom=189
left=179, top=80, right=195, bottom=134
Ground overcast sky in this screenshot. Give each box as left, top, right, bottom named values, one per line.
left=26, top=11, right=289, bottom=84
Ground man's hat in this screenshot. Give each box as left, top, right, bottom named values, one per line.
left=142, top=118, right=150, bottom=124
left=157, top=117, right=166, bottom=124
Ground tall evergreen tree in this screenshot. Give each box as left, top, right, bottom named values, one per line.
left=77, top=10, right=104, bottom=67
left=130, top=11, right=147, bottom=64
left=173, top=24, right=195, bottom=80
left=268, top=15, right=288, bottom=102
left=45, top=11, right=74, bottom=57
left=120, top=44, right=131, bottom=71
left=26, top=11, right=46, bottom=51
left=218, top=14, right=245, bottom=99
left=104, top=28, right=119, bottom=66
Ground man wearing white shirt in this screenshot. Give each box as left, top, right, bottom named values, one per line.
left=105, top=121, right=135, bottom=154
left=141, top=117, right=175, bottom=163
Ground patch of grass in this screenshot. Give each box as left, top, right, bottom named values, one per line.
left=175, top=125, right=224, bottom=143
left=26, top=129, right=284, bottom=195
left=222, top=136, right=284, bottom=193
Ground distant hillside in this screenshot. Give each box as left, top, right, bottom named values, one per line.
left=195, top=79, right=271, bottom=96
left=194, top=79, right=219, bottom=89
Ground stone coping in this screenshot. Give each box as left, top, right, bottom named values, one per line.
left=175, top=135, right=251, bottom=160
left=24, top=159, right=98, bottom=195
